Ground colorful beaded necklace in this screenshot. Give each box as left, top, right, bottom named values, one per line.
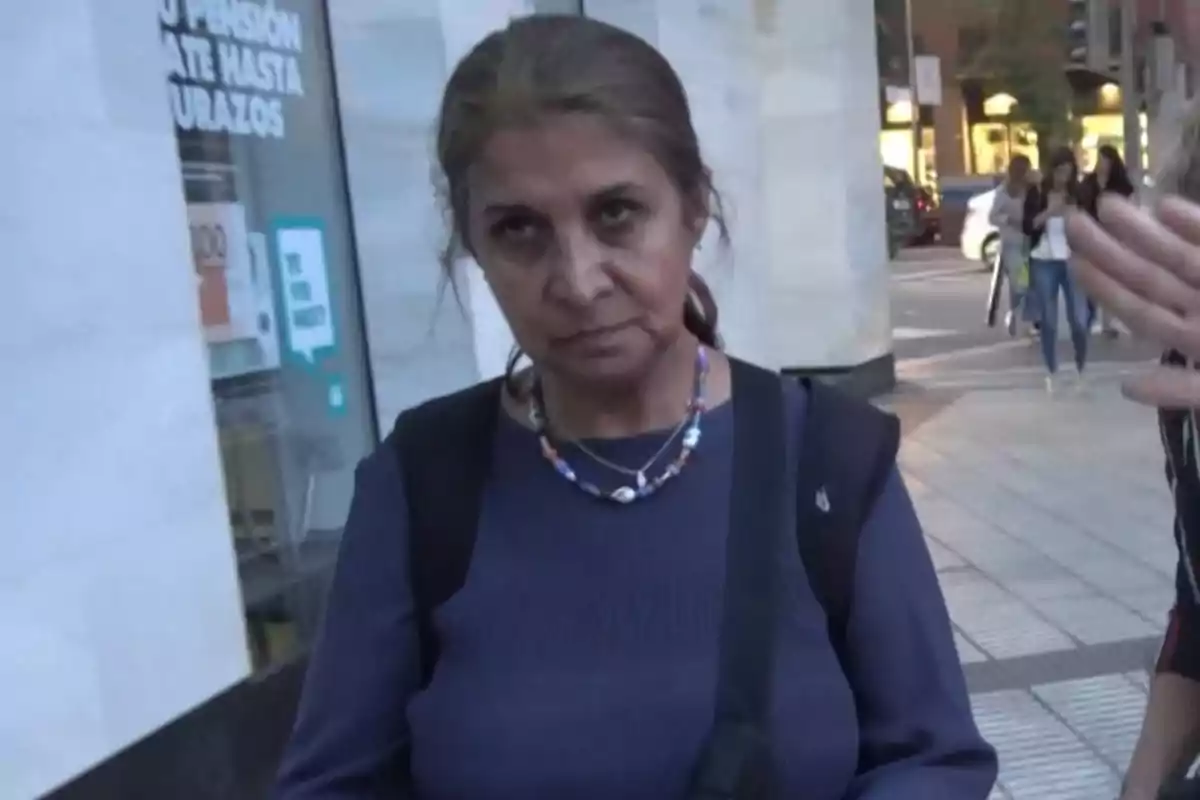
left=528, top=346, right=709, bottom=504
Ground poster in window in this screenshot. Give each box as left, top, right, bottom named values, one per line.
left=162, top=0, right=313, bottom=378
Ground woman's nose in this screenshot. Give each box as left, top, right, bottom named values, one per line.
left=552, top=229, right=612, bottom=304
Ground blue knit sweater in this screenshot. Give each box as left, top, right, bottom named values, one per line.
left=275, top=382, right=997, bottom=798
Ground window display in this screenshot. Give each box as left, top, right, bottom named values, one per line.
left=160, top=0, right=374, bottom=670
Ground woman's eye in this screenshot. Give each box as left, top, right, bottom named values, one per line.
left=596, top=200, right=638, bottom=229
left=492, top=217, right=541, bottom=242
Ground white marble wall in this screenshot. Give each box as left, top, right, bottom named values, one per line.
left=329, top=0, right=538, bottom=427
left=0, top=2, right=251, bottom=797
left=580, top=0, right=891, bottom=371
left=651, top=0, right=771, bottom=365
left=755, top=0, right=892, bottom=370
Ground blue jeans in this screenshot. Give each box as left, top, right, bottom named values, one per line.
left=1030, top=258, right=1088, bottom=374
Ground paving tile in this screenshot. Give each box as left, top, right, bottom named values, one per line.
left=1124, top=671, right=1151, bottom=692
left=953, top=600, right=1075, bottom=659
left=953, top=539, right=1047, bottom=571
left=971, top=689, right=1120, bottom=799
left=940, top=569, right=1010, bottom=612
left=974, top=554, right=1071, bottom=582
left=1065, top=557, right=1165, bottom=593
left=1110, top=585, right=1175, bottom=628
left=954, top=630, right=989, bottom=664
left=1033, top=596, right=1157, bottom=646
left=1139, top=546, right=1181, bottom=578
left=1032, top=675, right=1148, bottom=769
left=1000, top=572, right=1095, bottom=603
left=904, top=383, right=1177, bottom=729
left=925, top=536, right=967, bottom=571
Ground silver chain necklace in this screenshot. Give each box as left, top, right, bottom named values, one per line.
left=570, top=415, right=689, bottom=489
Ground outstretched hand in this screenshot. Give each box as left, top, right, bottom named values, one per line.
left=1066, top=195, right=1200, bottom=408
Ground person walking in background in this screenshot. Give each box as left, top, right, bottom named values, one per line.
left=1080, top=144, right=1137, bottom=338
left=989, top=155, right=1036, bottom=336
left=1024, top=146, right=1089, bottom=394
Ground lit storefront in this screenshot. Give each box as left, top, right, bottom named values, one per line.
left=969, top=92, right=1039, bottom=175
left=879, top=92, right=937, bottom=185
left=961, top=87, right=1040, bottom=176
left=1076, top=81, right=1148, bottom=173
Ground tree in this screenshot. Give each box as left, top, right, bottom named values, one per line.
left=875, top=0, right=909, bottom=87
left=956, top=0, right=1075, bottom=157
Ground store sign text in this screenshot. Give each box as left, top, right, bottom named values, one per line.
left=160, top=0, right=306, bottom=140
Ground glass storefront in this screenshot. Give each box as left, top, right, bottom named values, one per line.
left=1079, top=112, right=1149, bottom=173
left=969, top=121, right=1039, bottom=175
left=878, top=101, right=936, bottom=188
left=879, top=128, right=937, bottom=185
left=160, top=0, right=375, bottom=670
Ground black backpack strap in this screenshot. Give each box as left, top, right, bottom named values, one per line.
left=794, top=378, right=901, bottom=666
left=688, top=358, right=787, bottom=799
left=390, top=377, right=504, bottom=686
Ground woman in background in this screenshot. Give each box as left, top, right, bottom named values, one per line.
left=1080, top=144, right=1136, bottom=337
left=989, top=154, right=1035, bottom=336
left=1023, top=146, right=1089, bottom=393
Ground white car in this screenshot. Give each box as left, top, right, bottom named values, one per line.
left=960, top=187, right=999, bottom=267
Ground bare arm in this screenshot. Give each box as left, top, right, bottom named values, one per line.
left=1033, top=203, right=1058, bottom=228
left=1121, top=670, right=1200, bottom=799
left=987, top=191, right=1009, bottom=228
left=1123, top=479, right=1200, bottom=800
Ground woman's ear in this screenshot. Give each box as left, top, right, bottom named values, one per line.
left=686, top=191, right=711, bottom=248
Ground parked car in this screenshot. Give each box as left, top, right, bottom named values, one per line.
left=960, top=187, right=999, bottom=268
left=912, top=185, right=940, bottom=245
left=884, top=166, right=919, bottom=258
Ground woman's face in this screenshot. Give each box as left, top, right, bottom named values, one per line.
left=1053, top=161, right=1074, bottom=188
left=1009, top=161, right=1029, bottom=186
left=465, top=114, right=703, bottom=387
left=1097, top=154, right=1112, bottom=181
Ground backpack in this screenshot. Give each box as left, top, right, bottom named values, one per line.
left=391, top=357, right=901, bottom=690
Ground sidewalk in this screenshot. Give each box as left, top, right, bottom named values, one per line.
left=886, top=377, right=1176, bottom=799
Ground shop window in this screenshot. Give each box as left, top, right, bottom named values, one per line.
left=970, top=123, right=1038, bottom=175
left=160, top=0, right=375, bottom=671
left=1079, top=112, right=1149, bottom=174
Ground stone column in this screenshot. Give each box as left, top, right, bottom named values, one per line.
left=0, top=1, right=249, bottom=796
left=753, top=0, right=894, bottom=390
left=591, top=0, right=894, bottom=390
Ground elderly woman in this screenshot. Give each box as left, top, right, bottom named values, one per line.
left=273, top=14, right=995, bottom=800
